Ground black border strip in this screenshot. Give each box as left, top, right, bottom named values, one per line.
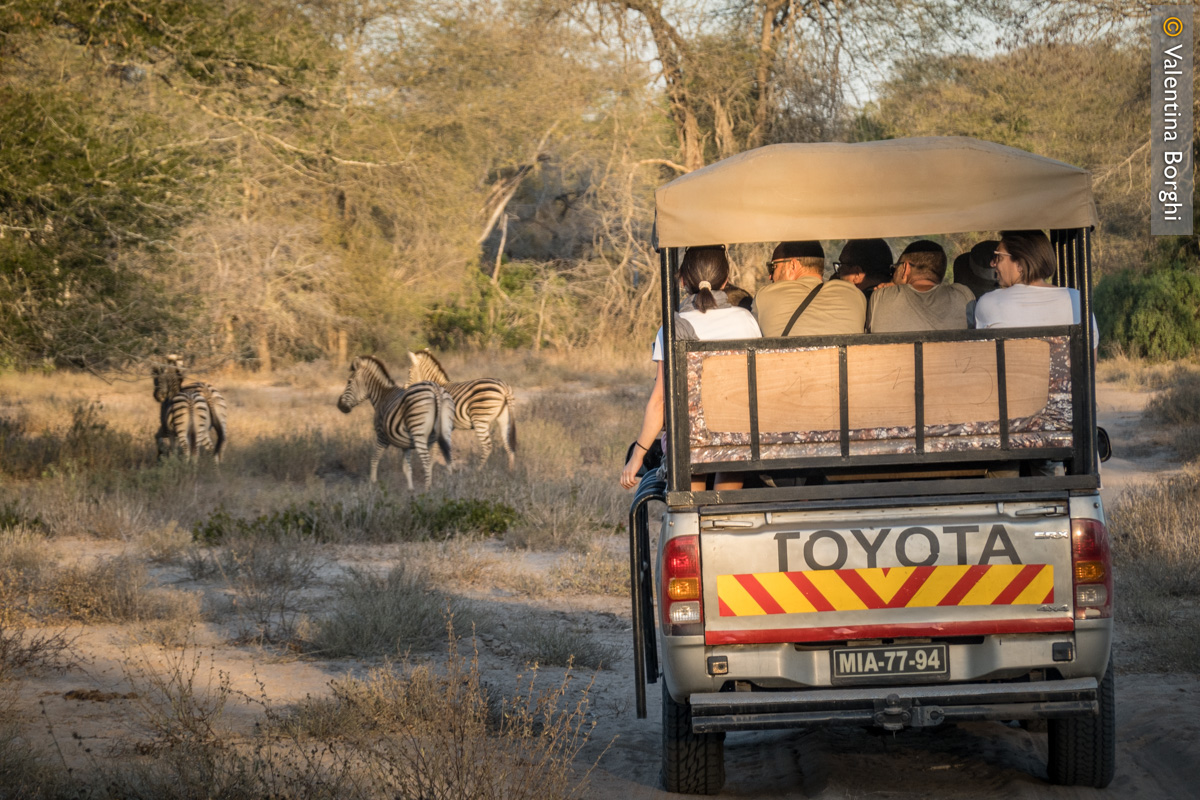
left=839, top=345, right=849, bottom=457
left=747, top=348, right=761, bottom=462
left=668, top=474, right=1100, bottom=507
left=914, top=341, right=925, bottom=454
left=996, top=338, right=1009, bottom=450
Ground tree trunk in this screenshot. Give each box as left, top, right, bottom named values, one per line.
left=256, top=331, right=272, bottom=374
left=223, top=317, right=237, bottom=374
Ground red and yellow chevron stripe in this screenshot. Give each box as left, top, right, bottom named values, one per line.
left=716, top=564, right=1054, bottom=617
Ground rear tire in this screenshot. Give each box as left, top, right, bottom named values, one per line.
left=661, top=683, right=725, bottom=794
left=1047, top=655, right=1116, bottom=788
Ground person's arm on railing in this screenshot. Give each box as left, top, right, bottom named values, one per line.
left=621, top=361, right=666, bottom=489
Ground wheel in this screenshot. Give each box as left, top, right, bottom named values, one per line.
left=1047, top=655, right=1116, bottom=788
left=661, top=682, right=725, bottom=794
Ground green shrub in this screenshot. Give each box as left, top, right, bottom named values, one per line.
left=410, top=497, right=520, bottom=536
left=0, top=500, right=42, bottom=532
left=1095, top=258, right=1200, bottom=362
left=193, top=504, right=322, bottom=544
left=193, top=495, right=520, bottom=544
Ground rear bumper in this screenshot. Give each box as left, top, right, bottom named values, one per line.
left=689, top=677, right=1099, bottom=733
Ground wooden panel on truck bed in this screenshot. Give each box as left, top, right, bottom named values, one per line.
left=687, top=336, right=1070, bottom=464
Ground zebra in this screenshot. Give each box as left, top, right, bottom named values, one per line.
left=152, top=355, right=228, bottom=461
left=337, top=355, right=454, bottom=490
left=406, top=349, right=517, bottom=469
left=151, top=367, right=214, bottom=462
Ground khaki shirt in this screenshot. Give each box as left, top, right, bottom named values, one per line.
left=868, top=283, right=974, bottom=333
left=752, top=276, right=867, bottom=337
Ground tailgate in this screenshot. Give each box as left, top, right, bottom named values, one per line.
left=701, top=500, right=1074, bottom=645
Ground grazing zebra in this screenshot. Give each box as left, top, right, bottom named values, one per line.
left=337, top=355, right=454, bottom=490
left=151, top=369, right=214, bottom=462
left=152, top=356, right=228, bottom=461
left=407, top=349, right=517, bottom=469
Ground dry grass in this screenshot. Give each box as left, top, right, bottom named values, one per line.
left=64, top=632, right=598, bottom=800
left=513, top=618, right=621, bottom=670
left=0, top=356, right=635, bottom=797
left=50, top=556, right=200, bottom=627
left=187, top=533, right=324, bottom=643
left=1102, top=356, right=1200, bottom=464
left=1097, top=351, right=1200, bottom=391
left=1147, top=370, right=1200, bottom=425
left=309, top=565, right=492, bottom=657
left=1106, top=470, right=1200, bottom=672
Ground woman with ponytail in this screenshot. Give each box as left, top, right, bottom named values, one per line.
left=620, top=245, right=761, bottom=491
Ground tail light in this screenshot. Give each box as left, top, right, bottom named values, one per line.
left=1070, top=518, right=1113, bottom=620
left=662, top=535, right=703, bottom=636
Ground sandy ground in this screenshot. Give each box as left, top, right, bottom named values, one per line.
left=10, top=380, right=1199, bottom=798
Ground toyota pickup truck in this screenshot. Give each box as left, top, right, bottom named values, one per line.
left=627, top=137, right=1114, bottom=793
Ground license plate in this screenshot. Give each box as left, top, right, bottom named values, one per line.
left=830, top=644, right=949, bottom=684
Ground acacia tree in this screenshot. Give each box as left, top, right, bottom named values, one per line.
left=868, top=41, right=1151, bottom=269
left=554, top=0, right=986, bottom=171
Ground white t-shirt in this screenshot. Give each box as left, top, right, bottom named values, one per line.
left=652, top=306, right=762, bottom=361
left=974, top=284, right=1098, bottom=340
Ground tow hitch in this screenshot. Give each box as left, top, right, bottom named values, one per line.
left=873, top=694, right=946, bottom=730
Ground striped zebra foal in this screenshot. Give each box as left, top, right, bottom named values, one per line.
left=152, top=364, right=214, bottom=462
left=152, top=356, right=228, bottom=461
left=337, top=355, right=454, bottom=490
left=407, top=349, right=517, bottom=469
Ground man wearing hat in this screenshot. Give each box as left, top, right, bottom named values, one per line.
left=867, top=240, right=973, bottom=333
left=952, top=240, right=1001, bottom=327
left=834, top=238, right=894, bottom=301
left=752, top=240, right=867, bottom=337
left=953, top=240, right=1001, bottom=300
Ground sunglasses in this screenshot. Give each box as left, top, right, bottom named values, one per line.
left=766, top=258, right=792, bottom=277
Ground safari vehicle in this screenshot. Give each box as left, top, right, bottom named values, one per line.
left=627, top=137, right=1114, bottom=793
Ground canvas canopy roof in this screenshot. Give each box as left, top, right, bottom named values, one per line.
left=653, top=137, right=1099, bottom=247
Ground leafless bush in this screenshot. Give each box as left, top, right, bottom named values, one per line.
left=0, top=711, right=61, bottom=800
left=94, top=630, right=600, bottom=800
left=212, top=534, right=322, bottom=642
left=122, top=639, right=230, bottom=750
left=547, top=544, right=628, bottom=597
left=0, top=625, right=75, bottom=684
left=278, top=633, right=600, bottom=799
left=507, top=479, right=622, bottom=553
left=50, top=556, right=199, bottom=625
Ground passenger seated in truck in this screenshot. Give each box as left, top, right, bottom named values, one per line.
left=619, top=245, right=761, bottom=492
left=867, top=240, right=973, bottom=332
left=974, top=230, right=1096, bottom=342
left=833, top=238, right=894, bottom=301
left=752, top=240, right=866, bottom=337
left=952, top=239, right=1001, bottom=327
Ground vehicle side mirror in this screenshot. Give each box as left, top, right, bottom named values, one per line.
left=1096, top=427, right=1112, bottom=463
